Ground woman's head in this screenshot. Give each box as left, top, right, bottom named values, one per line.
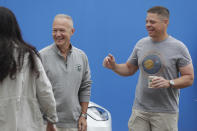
left=0, top=6, right=40, bottom=82
left=0, top=6, right=23, bottom=41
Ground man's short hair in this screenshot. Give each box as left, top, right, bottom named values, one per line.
left=54, top=14, right=74, bottom=28
left=147, top=6, right=169, bottom=19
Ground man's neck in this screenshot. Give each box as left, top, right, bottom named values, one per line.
left=57, top=42, right=70, bottom=58
left=152, top=33, right=169, bottom=42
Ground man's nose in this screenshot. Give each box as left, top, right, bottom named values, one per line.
left=146, top=22, right=151, bottom=27
left=56, top=31, right=61, bottom=36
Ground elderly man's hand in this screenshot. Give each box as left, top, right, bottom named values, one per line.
left=78, top=116, right=87, bottom=131
left=46, top=122, right=56, bottom=131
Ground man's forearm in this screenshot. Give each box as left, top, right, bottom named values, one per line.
left=113, top=63, right=138, bottom=76
left=172, top=75, right=194, bottom=89
left=80, top=102, right=89, bottom=114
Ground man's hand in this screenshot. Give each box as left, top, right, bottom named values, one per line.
left=103, top=54, right=116, bottom=70
left=78, top=116, right=87, bottom=131
left=46, top=122, right=56, bottom=131
left=151, top=76, right=170, bottom=88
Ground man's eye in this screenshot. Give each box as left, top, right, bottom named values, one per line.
left=150, top=21, right=155, bottom=24
left=60, top=30, right=66, bottom=32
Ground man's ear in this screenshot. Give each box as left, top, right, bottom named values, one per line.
left=164, top=19, right=169, bottom=25
left=71, top=28, right=75, bottom=35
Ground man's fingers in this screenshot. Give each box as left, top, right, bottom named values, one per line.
left=103, top=57, right=109, bottom=67
left=108, top=54, right=114, bottom=60
left=78, top=123, right=82, bottom=131
left=82, top=125, right=85, bottom=131
left=106, top=56, right=110, bottom=62
left=103, top=54, right=116, bottom=69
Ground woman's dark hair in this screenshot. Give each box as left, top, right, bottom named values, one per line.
left=0, top=6, right=40, bottom=82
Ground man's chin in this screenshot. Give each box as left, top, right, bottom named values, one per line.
left=55, top=42, right=64, bottom=46
left=148, top=33, right=155, bottom=37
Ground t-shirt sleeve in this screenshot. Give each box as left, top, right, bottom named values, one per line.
left=127, top=44, right=138, bottom=66
left=177, top=43, right=192, bottom=67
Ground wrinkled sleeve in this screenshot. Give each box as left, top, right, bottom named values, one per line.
left=127, top=44, right=139, bottom=66
left=177, top=43, right=192, bottom=67
left=35, top=57, right=58, bottom=123
left=79, top=53, right=92, bottom=102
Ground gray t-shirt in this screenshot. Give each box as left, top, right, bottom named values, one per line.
left=128, top=36, right=192, bottom=113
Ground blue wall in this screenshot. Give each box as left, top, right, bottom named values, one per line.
left=1, top=0, right=197, bottom=130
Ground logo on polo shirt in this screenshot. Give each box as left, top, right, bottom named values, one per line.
left=75, top=64, right=82, bottom=72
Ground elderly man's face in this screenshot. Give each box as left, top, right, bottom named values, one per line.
left=52, top=17, right=74, bottom=47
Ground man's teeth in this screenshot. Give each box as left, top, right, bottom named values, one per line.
left=57, top=38, right=63, bottom=40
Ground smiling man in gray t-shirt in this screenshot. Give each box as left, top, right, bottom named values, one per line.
left=103, top=6, right=194, bottom=131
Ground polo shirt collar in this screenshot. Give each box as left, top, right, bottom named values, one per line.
left=52, top=43, right=73, bottom=56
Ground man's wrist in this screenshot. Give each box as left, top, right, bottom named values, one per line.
left=80, top=112, right=87, bottom=119
left=111, top=63, right=117, bottom=71
left=169, top=80, right=175, bottom=88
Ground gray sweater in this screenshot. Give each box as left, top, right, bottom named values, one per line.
left=40, top=44, right=92, bottom=128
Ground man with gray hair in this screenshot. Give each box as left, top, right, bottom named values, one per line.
left=103, top=6, right=194, bottom=131
left=40, top=14, right=92, bottom=131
